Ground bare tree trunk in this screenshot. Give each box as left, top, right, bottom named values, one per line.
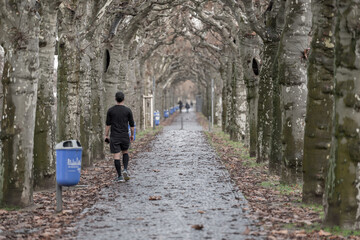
left=302, top=0, right=335, bottom=204
left=241, top=37, right=261, bottom=157
left=269, top=48, right=282, bottom=175
left=0, top=0, right=40, bottom=206
left=78, top=1, right=97, bottom=167
left=278, top=0, right=311, bottom=184
left=0, top=46, right=4, bottom=197
left=229, top=56, right=247, bottom=142
left=220, top=64, right=228, bottom=132
left=0, top=45, right=4, bottom=120
left=225, top=59, right=233, bottom=135
left=33, top=0, right=58, bottom=190
left=324, top=0, right=360, bottom=230
left=103, top=39, right=125, bottom=112
left=90, top=54, right=105, bottom=161
left=56, top=2, right=82, bottom=142
left=257, top=42, right=278, bottom=162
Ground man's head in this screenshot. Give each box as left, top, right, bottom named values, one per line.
left=115, top=91, right=125, bottom=103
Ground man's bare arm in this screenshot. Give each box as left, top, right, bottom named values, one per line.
left=130, top=127, right=135, bottom=141
left=105, top=125, right=110, bottom=138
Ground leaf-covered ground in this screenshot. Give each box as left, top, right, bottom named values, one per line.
left=0, top=113, right=179, bottom=239
left=197, top=113, right=360, bottom=240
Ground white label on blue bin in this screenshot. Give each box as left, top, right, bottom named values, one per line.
left=68, top=157, right=81, bottom=173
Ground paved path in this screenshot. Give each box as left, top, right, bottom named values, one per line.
left=76, top=110, right=255, bottom=239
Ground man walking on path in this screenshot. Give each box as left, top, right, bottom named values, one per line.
left=185, top=102, right=190, bottom=113
left=178, top=100, right=183, bottom=113
left=105, top=91, right=135, bottom=182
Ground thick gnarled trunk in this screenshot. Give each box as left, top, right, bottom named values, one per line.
left=0, top=46, right=4, bottom=119
left=33, top=1, right=58, bottom=190
left=56, top=2, right=82, bottom=142
left=278, top=0, right=311, bottom=184
left=257, top=42, right=278, bottom=162
left=324, top=0, right=360, bottom=230
left=302, top=0, right=335, bottom=204
left=228, top=57, right=247, bottom=142
left=0, top=1, right=40, bottom=206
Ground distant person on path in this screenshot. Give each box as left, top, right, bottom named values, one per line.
left=178, top=100, right=183, bottom=113
left=105, top=91, right=135, bottom=182
left=185, top=102, right=190, bottom=113
left=190, top=101, right=193, bottom=107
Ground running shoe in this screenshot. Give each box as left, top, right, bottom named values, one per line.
left=123, top=170, right=130, bottom=181
left=115, top=176, right=125, bottom=182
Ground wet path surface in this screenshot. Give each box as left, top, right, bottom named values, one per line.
left=76, top=111, right=255, bottom=239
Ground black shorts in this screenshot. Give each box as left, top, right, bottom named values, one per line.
left=110, top=137, right=130, bottom=153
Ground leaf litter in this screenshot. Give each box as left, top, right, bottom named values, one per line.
left=197, top=113, right=360, bottom=240
left=0, top=114, right=179, bottom=239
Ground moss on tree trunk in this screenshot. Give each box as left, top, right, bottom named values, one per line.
left=324, top=0, right=360, bottom=229
left=0, top=1, right=40, bottom=207
left=302, top=0, right=335, bottom=204
left=278, top=0, right=311, bottom=184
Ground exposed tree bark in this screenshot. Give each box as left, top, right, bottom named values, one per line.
left=103, top=38, right=126, bottom=113
left=241, top=37, right=261, bottom=157
left=220, top=64, right=228, bottom=132
left=0, top=0, right=40, bottom=206
left=33, top=0, right=58, bottom=190
left=278, top=0, right=311, bottom=184
left=269, top=46, right=282, bottom=175
left=0, top=46, right=4, bottom=198
left=302, top=0, right=335, bottom=204
left=228, top=55, right=247, bottom=141
left=255, top=0, right=285, bottom=163
left=257, top=41, right=278, bottom=162
left=0, top=45, right=4, bottom=120
left=324, top=0, right=360, bottom=230
left=79, top=1, right=97, bottom=167
left=56, top=1, right=82, bottom=142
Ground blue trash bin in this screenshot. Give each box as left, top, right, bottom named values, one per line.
left=55, top=140, right=82, bottom=186
left=164, top=110, right=169, bottom=118
left=128, top=123, right=136, bottom=140
left=154, top=111, right=160, bottom=126
left=170, top=107, right=174, bottom=115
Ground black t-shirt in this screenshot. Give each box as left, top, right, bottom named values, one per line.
left=106, top=105, right=135, bottom=139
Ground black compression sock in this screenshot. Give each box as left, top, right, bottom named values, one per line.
left=114, top=159, right=121, bottom=177
left=123, top=153, right=129, bottom=171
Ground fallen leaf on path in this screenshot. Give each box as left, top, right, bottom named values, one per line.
left=300, top=220, right=312, bottom=225
left=191, top=224, right=204, bottom=230
left=242, top=227, right=250, bottom=235
left=319, top=230, right=332, bottom=236
left=271, top=229, right=288, bottom=235
left=149, top=196, right=162, bottom=201
left=197, top=210, right=205, bottom=214
left=153, top=169, right=160, bottom=172
left=296, top=233, right=307, bottom=238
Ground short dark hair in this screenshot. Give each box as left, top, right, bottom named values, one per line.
left=115, top=91, right=125, bottom=103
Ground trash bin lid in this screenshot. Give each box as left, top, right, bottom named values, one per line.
left=55, top=140, right=82, bottom=150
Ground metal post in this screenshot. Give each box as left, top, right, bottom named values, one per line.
left=143, top=96, right=146, bottom=130
left=211, top=78, right=214, bottom=129
left=150, top=97, right=154, bottom=128
left=181, top=116, right=183, bottom=130
left=209, top=116, right=212, bottom=132
left=56, top=183, right=62, bottom=212
left=153, top=76, right=156, bottom=130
